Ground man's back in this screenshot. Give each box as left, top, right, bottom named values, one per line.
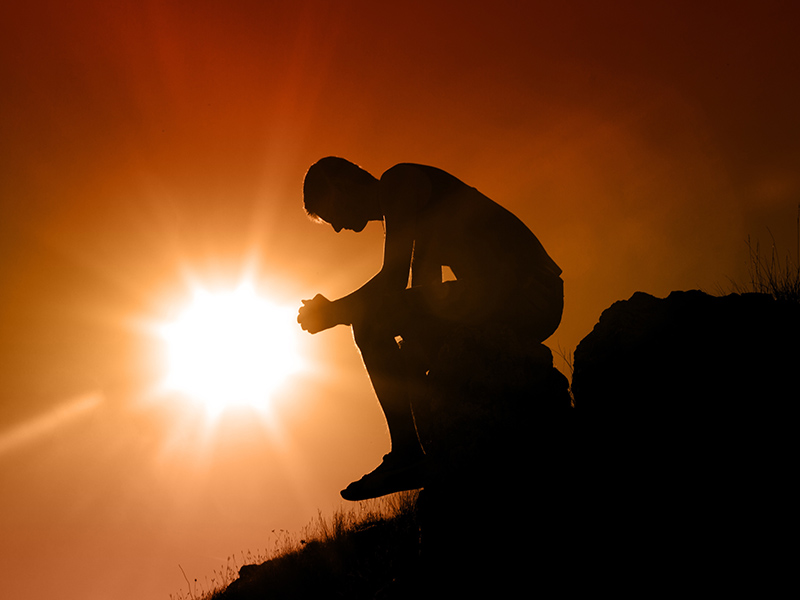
left=379, top=163, right=561, bottom=292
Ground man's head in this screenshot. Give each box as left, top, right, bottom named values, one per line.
left=303, top=157, right=378, bottom=232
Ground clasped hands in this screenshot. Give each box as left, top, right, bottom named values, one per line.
left=297, top=294, right=338, bottom=334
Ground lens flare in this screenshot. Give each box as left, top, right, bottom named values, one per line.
left=159, top=282, right=302, bottom=416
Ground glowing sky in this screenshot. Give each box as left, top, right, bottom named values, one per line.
left=1, top=1, right=799, bottom=598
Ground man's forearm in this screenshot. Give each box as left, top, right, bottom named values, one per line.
left=329, top=293, right=361, bottom=326
left=330, top=272, right=390, bottom=326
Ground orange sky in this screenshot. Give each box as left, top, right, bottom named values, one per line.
left=2, top=1, right=799, bottom=598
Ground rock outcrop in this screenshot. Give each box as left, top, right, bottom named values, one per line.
left=573, top=289, right=798, bottom=416
left=571, top=290, right=798, bottom=592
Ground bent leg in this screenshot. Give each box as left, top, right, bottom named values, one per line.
left=513, top=276, right=564, bottom=343
left=351, top=306, right=426, bottom=460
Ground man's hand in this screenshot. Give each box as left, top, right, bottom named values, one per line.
left=297, top=294, right=337, bottom=334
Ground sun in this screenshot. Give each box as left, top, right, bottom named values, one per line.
left=159, top=282, right=302, bottom=416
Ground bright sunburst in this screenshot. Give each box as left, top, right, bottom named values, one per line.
left=159, top=282, right=302, bottom=416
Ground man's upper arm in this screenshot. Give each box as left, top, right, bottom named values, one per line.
left=378, top=165, right=432, bottom=290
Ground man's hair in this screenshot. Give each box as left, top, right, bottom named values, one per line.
left=303, top=157, right=376, bottom=221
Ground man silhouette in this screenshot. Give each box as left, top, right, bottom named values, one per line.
left=298, top=157, right=563, bottom=500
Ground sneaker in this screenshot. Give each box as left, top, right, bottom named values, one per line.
left=340, top=452, right=426, bottom=501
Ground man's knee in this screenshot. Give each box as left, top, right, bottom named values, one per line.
left=351, top=307, right=395, bottom=350
left=351, top=291, right=417, bottom=347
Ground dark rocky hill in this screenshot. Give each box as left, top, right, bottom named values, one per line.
left=217, top=290, right=797, bottom=597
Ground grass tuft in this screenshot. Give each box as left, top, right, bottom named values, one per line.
left=730, top=205, right=800, bottom=304
left=171, top=491, right=420, bottom=600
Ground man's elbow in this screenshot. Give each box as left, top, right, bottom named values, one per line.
left=376, top=268, right=409, bottom=293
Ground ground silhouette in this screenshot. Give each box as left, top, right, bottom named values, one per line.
left=214, top=288, right=797, bottom=597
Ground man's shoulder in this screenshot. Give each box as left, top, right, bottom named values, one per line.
left=380, top=163, right=466, bottom=192
left=380, top=163, right=429, bottom=181
left=377, top=164, right=436, bottom=197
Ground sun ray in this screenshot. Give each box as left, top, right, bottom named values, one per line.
left=0, top=393, right=103, bottom=457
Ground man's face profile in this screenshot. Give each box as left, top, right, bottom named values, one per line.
left=314, top=182, right=368, bottom=233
